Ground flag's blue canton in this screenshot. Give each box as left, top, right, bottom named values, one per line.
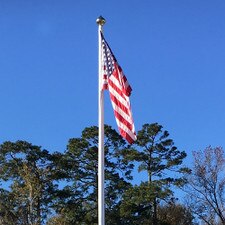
left=102, top=38, right=116, bottom=77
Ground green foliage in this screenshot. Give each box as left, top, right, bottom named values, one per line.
left=0, top=124, right=193, bottom=225
left=121, top=123, right=190, bottom=224
left=120, top=183, right=157, bottom=224
left=52, top=125, right=134, bottom=224
left=0, top=141, right=59, bottom=225
left=134, top=123, right=188, bottom=182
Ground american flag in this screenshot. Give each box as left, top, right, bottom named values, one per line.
left=101, top=32, right=137, bottom=144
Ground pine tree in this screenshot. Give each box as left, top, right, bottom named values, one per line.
left=121, top=123, right=189, bottom=224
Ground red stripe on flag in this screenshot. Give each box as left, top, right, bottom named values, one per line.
left=108, top=78, right=126, bottom=99
left=109, top=92, right=131, bottom=119
left=113, top=108, right=133, bottom=132
left=115, top=65, right=132, bottom=96
left=118, top=127, right=136, bottom=144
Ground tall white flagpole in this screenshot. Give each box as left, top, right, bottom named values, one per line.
left=96, top=16, right=106, bottom=225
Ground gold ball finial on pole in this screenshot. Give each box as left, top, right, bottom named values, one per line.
left=96, top=16, right=106, bottom=26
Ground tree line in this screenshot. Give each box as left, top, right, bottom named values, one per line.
left=0, top=123, right=224, bottom=225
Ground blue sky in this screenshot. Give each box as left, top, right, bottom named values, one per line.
left=0, top=0, right=225, bottom=184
